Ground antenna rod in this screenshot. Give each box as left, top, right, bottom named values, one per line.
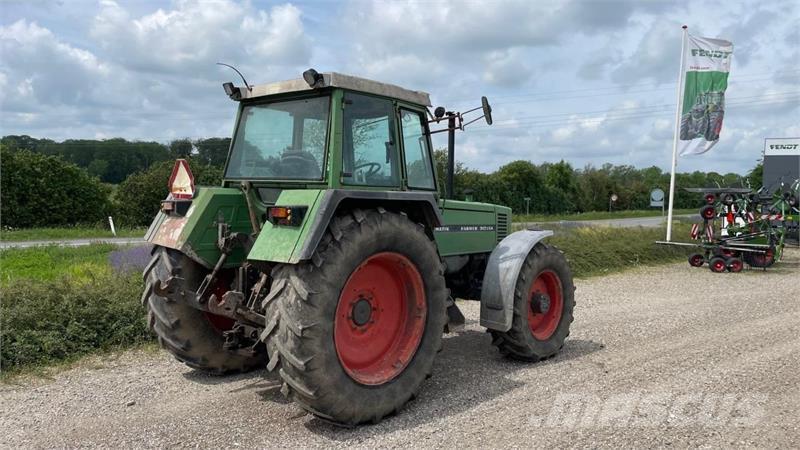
left=216, top=62, right=252, bottom=91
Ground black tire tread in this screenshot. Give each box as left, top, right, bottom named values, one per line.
left=143, top=246, right=263, bottom=374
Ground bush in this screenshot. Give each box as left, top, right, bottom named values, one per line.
left=115, top=159, right=223, bottom=227
left=0, top=147, right=111, bottom=228
left=0, top=273, right=151, bottom=371
left=549, top=225, right=692, bottom=278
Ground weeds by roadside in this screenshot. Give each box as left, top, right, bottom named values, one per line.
left=0, top=273, right=151, bottom=377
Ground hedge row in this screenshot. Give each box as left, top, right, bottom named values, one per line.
left=1, top=146, right=222, bottom=228
left=1, top=148, right=111, bottom=228
left=0, top=273, right=151, bottom=371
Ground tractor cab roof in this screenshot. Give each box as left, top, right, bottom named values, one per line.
left=237, top=72, right=432, bottom=107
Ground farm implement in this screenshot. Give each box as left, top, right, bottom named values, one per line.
left=657, top=185, right=798, bottom=272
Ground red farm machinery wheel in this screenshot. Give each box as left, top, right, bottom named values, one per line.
left=708, top=256, right=727, bottom=273
left=688, top=253, right=705, bottom=267
left=333, top=252, right=427, bottom=385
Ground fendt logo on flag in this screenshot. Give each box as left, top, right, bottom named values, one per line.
left=168, top=159, right=195, bottom=199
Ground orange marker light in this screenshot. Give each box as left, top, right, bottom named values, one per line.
left=269, top=207, right=291, bottom=219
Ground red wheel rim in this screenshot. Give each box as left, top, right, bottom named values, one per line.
left=729, top=259, right=743, bottom=272
left=689, top=254, right=704, bottom=267
left=752, top=248, right=775, bottom=267
left=527, top=270, right=564, bottom=341
left=204, top=277, right=236, bottom=333
left=334, top=252, right=426, bottom=385
left=711, top=259, right=726, bottom=272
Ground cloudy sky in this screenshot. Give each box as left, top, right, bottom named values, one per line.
left=1, top=0, right=798, bottom=175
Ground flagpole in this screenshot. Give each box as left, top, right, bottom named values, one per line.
left=666, top=25, right=689, bottom=241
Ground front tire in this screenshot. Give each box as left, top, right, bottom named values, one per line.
left=491, top=243, right=575, bottom=361
left=261, top=209, right=447, bottom=425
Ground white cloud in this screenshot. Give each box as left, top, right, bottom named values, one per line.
left=0, top=0, right=796, bottom=177
left=91, top=0, right=311, bottom=75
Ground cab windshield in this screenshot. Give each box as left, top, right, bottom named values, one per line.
left=225, top=96, right=330, bottom=180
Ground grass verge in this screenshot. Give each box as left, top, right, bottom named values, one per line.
left=0, top=244, right=116, bottom=286
left=514, top=208, right=695, bottom=223
left=0, top=226, right=146, bottom=242
left=550, top=224, right=692, bottom=278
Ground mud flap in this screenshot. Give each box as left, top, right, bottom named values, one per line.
left=479, top=229, right=554, bottom=332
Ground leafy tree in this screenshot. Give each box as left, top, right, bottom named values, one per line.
left=195, top=138, right=231, bottom=166
left=169, top=139, right=194, bottom=159
left=746, top=163, right=763, bottom=191
left=0, top=146, right=111, bottom=228
left=115, top=159, right=223, bottom=226
left=1, top=135, right=170, bottom=183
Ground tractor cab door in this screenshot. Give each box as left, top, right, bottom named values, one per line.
left=398, top=108, right=437, bottom=191
left=341, top=93, right=402, bottom=188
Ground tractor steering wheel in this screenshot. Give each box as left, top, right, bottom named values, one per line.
left=354, top=162, right=382, bottom=177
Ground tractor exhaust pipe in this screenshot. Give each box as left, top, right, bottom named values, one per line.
left=446, top=114, right=456, bottom=200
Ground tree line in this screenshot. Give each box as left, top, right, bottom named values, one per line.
left=1, top=135, right=230, bottom=184
left=0, top=135, right=761, bottom=229
left=433, top=150, right=762, bottom=215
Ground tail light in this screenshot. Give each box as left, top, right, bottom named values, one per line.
left=267, top=206, right=307, bottom=226
left=168, top=159, right=195, bottom=199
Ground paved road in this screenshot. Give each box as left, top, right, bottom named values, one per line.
left=2, top=249, right=798, bottom=448
left=520, top=214, right=695, bottom=230
left=0, top=215, right=691, bottom=249
left=0, top=237, right=145, bottom=249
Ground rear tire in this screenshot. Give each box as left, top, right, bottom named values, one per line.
left=261, top=209, right=447, bottom=425
left=142, top=246, right=264, bottom=374
left=490, top=243, right=575, bottom=362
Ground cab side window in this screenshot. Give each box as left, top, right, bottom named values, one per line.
left=342, top=93, right=399, bottom=186
left=400, top=109, right=435, bottom=190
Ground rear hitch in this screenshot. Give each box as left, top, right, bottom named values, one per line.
left=196, top=220, right=250, bottom=303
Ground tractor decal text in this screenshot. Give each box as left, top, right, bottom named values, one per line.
left=434, top=225, right=495, bottom=232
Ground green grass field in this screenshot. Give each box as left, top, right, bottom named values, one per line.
left=0, top=226, right=146, bottom=242
left=514, top=208, right=695, bottom=223
left=0, top=244, right=115, bottom=286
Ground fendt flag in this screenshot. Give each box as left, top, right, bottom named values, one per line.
left=678, top=34, right=734, bottom=156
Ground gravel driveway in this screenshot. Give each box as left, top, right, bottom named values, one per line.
left=2, top=249, right=799, bottom=448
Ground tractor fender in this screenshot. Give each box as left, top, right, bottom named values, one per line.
left=293, top=189, right=443, bottom=262
left=247, top=189, right=443, bottom=264
left=479, top=229, right=554, bottom=332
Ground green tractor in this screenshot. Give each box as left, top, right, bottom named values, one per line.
left=143, top=70, right=575, bottom=425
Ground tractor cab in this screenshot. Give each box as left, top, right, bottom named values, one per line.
left=222, top=71, right=436, bottom=193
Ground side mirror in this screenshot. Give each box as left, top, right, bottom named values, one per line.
left=481, top=96, right=493, bottom=125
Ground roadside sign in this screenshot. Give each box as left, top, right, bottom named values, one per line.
left=650, top=188, right=665, bottom=207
